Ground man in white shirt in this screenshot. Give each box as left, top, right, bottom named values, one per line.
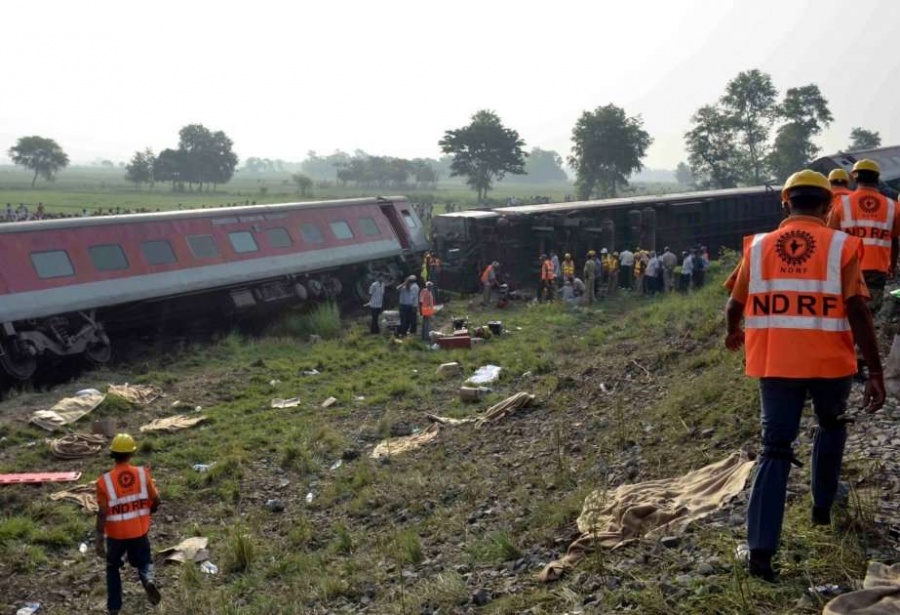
left=646, top=252, right=661, bottom=295
left=660, top=247, right=678, bottom=293
left=367, top=276, right=385, bottom=334
left=680, top=251, right=693, bottom=293
left=618, top=249, right=635, bottom=290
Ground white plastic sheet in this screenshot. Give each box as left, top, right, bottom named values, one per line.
left=466, top=365, right=502, bottom=385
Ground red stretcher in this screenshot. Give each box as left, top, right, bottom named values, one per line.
left=0, top=471, right=82, bottom=485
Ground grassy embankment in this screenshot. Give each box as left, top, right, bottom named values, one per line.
left=0, top=264, right=885, bottom=614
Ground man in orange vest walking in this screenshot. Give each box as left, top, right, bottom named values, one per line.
left=95, top=434, right=162, bottom=614
left=725, top=170, right=885, bottom=582
left=420, top=281, right=435, bottom=341
left=539, top=253, right=556, bottom=302
left=827, top=168, right=852, bottom=215
left=480, top=261, right=499, bottom=306
left=828, top=159, right=900, bottom=320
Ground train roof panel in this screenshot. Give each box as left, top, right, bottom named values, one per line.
left=0, top=195, right=409, bottom=234
left=492, top=186, right=777, bottom=216
left=812, top=145, right=900, bottom=180
left=436, top=210, right=500, bottom=219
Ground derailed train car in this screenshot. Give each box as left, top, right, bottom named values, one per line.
left=0, top=196, right=428, bottom=380
left=810, top=145, right=900, bottom=199
left=432, top=186, right=782, bottom=293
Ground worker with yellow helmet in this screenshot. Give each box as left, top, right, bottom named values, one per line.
left=95, top=433, right=162, bottom=614
left=562, top=252, right=575, bottom=281
left=827, top=158, right=900, bottom=319
left=583, top=250, right=597, bottom=305
left=827, top=168, right=852, bottom=215
left=724, top=169, right=884, bottom=582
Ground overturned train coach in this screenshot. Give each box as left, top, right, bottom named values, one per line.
left=431, top=186, right=783, bottom=293
left=0, top=196, right=428, bottom=380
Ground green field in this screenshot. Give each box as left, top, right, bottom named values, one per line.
left=0, top=165, right=680, bottom=216
left=0, top=264, right=892, bottom=614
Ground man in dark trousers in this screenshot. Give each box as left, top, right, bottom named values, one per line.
left=724, top=169, right=885, bottom=582
left=95, top=434, right=162, bottom=614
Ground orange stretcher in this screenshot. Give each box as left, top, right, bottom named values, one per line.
left=0, top=471, right=82, bottom=485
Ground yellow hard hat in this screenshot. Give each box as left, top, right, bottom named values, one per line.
left=587, top=250, right=596, bottom=257
left=781, top=169, right=831, bottom=201
left=852, top=159, right=880, bottom=174
left=110, top=433, right=137, bottom=454
left=828, top=169, right=850, bottom=183
left=564, top=253, right=571, bottom=259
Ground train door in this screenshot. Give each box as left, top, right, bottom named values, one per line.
left=380, top=205, right=410, bottom=250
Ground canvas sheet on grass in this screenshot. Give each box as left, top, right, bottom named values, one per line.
left=30, top=393, right=106, bottom=432
left=824, top=562, right=900, bottom=615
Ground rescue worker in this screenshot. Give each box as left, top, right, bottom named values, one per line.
left=420, top=281, right=435, bottom=341
left=562, top=253, right=575, bottom=281
left=827, top=168, right=852, bottom=215
left=605, top=250, right=619, bottom=295
left=724, top=169, right=885, bottom=582
left=828, top=159, right=900, bottom=321
left=480, top=261, right=499, bottom=306
left=660, top=246, right=677, bottom=292
left=550, top=250, right=561, bottom=282
left=427, top=252, right=442, bottom=302
left=583, top=251, right=597, bottom=305
left=96, top=434, right=162, bottom=615
left=634, top=248, right=648, bottom=294
left=420, top=252, right=430, bottom=283
left=619, top=248, right=634, bottom=290
left=540, top=253, right=556, bottom=302
left=679, top=251, right=692, bottom=293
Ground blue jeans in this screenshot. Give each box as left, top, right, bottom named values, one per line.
left=421, top=316, right=432, bottom=341
left=106, top=534, right=154, bottom=611
left=747, top=377, right=851, bottom=553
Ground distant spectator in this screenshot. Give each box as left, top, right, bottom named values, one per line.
left=5, top=203, right=11, bottom=221
left=36, top=203, right=44, bottom=220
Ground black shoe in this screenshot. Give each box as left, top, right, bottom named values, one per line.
left=748, top=549, right=777, bottom=582
left=812, top=506, right=831, bottom=526
left=144, top=580, right=161, bottom=605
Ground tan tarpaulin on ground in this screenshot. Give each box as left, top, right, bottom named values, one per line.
left=427, top=392, right=536, bottom=428
left=140, top=415, right=207, bottom=433
left=371, top=424, right=440, bottom=458
left=49, top=484, right=98, bottom=513
left=30, top=393, right=107, bottom=431
left=49, top=433, right=107, bottom=459
left=158, top=537, right=210, bottom=563
left=824, top=562, right=900, bottom=614
left=107, top=384, right=163, bottom=405
left=538, top=451, right=756, bottom=582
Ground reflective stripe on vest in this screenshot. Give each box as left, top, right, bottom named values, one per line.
left=841, top=194, right=895, bottom=249
left=103, top=467, right=149, bottom=522
left=745, top=315, right=850, bottom=331
left=748, top=231, right=845, bottom=295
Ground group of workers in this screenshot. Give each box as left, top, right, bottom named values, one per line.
left=367, top=273, right=436, bottom=340
left=725, top=159, right=895, bottom=582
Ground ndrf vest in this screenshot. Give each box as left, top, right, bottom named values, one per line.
left=839, top=190, right=896, bottom=273
left=99, top=466, right=153, bottom=539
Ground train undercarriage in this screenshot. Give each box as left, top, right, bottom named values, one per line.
left=0, top=258, right=407, bottom=381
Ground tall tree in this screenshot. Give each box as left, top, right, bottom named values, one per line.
left=720, top=69, right=777, bottom=183
left=439, top=110, right=527, bottom=202
left=674, top=162, right=694, bottom=188
left=849, top=127, right=882, bottom=151
left=153, top=148, right=185, bottom=190
left=292, top=172, right=313, bottom=196
left=8, top=136, right=69, bottom=188
left=124, top=147, right=156, bottom=188
left=767, top=84, right=833, bottom=181
left=685, top=105, right=744, bottom=189
left=568, top=104, right=652, bottom=199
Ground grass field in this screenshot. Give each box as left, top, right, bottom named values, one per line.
left=0, top=165, right=680, bottom=215
left=0, top=264, right=892, bottom=614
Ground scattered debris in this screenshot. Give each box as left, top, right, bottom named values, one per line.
left=427, top=414, right=476, bottom=426
left=599, top=383, right=613, bottom=395
left=321, top=397, right=338, bottom=408
left=266, top=498, right=285, bottom=513
left=809, top=584, right=847, bottom=598
left=341, top=449, right=360, bottom=461
left=107, top=383, right=163, bottom=405
left=538, top=452, right=756, bottom=582
left=0, top=471, right=82, bottom=486
left=91, top=417, right=117, bottom=438
left=476, top=392, right=535, bottom=426
left=330, top=459, right=343, bottom=471
left=193, top=464, right=214, bottom=473
left=305, top=491, right=314, bottom=504
left=466, top=365, right=502, bottom=385
left=459, top=386, right=491, bottom=403
left=271, top=398, right=301, bottom=408
left=436, top=335, right=471, bottom=350
left=76, top=388, right=102, bottom=397
left=354, top=395, right=366, bottom=402
left=15, top=603, right=41, bottom=615
left=30, top=392, right=106, bottom=431
left=371, top=424, right=440, bottom=459
left=436, top=362, right=462, bottom=378
left=49, top=484, right=97, bottom=512
left=200, top=561, right=219, bottom=575
left=140, top=414, right=207, bottom=433
left=302, top=368, right=320, bottom=376
left=269, top=379, right=281, bottom=388
left=48, top=433, right=107, bottom=459
left=159, top=537, right=210, bottom=564
left=630, top=360, right=652, bottom=378
left=78, top=542, right=88, bottom=554
left=823, top=561, right=900, bottom=614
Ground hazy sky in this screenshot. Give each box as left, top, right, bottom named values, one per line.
left=3, top=0, right=898, bottom=169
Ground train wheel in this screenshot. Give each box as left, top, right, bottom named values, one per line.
left=0, top=343, right=37, bottom=381
left=85, top=340, right=112, bottom=366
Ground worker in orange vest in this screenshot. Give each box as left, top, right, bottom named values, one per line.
left=827, top=159, right=900, bottom=320
left=95, top=434, right=162, bottom=614
left=420, top=281, right=435, bottom=341
left=724, top=169, right=885, bottom=582
left=827, top=168, right=852, bottom=215
left=480, top=261, right=499, bottom=306
left=539, top=253, right=556, bottom=302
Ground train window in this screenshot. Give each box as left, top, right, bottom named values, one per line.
left=229, top=231, right=259, bottom=254
left=31, top=250, right=74, bottom=279
left=300, top=223, right=324, bottom=244
left=89, top=244, right=129, bottom=272
left=358, top=216, right=380, bottom=236
left=401, top=210, right=418, bottom=228
left=330, top=220, right=354, bottom=240
left=265, top=227, right=293, bottom=248
left=187, top=235, right=220, bottom=259
left=141, top=240, right=177, bottom=265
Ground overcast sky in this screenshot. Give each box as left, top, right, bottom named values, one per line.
left=2, top=0, right=898, bottom=170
